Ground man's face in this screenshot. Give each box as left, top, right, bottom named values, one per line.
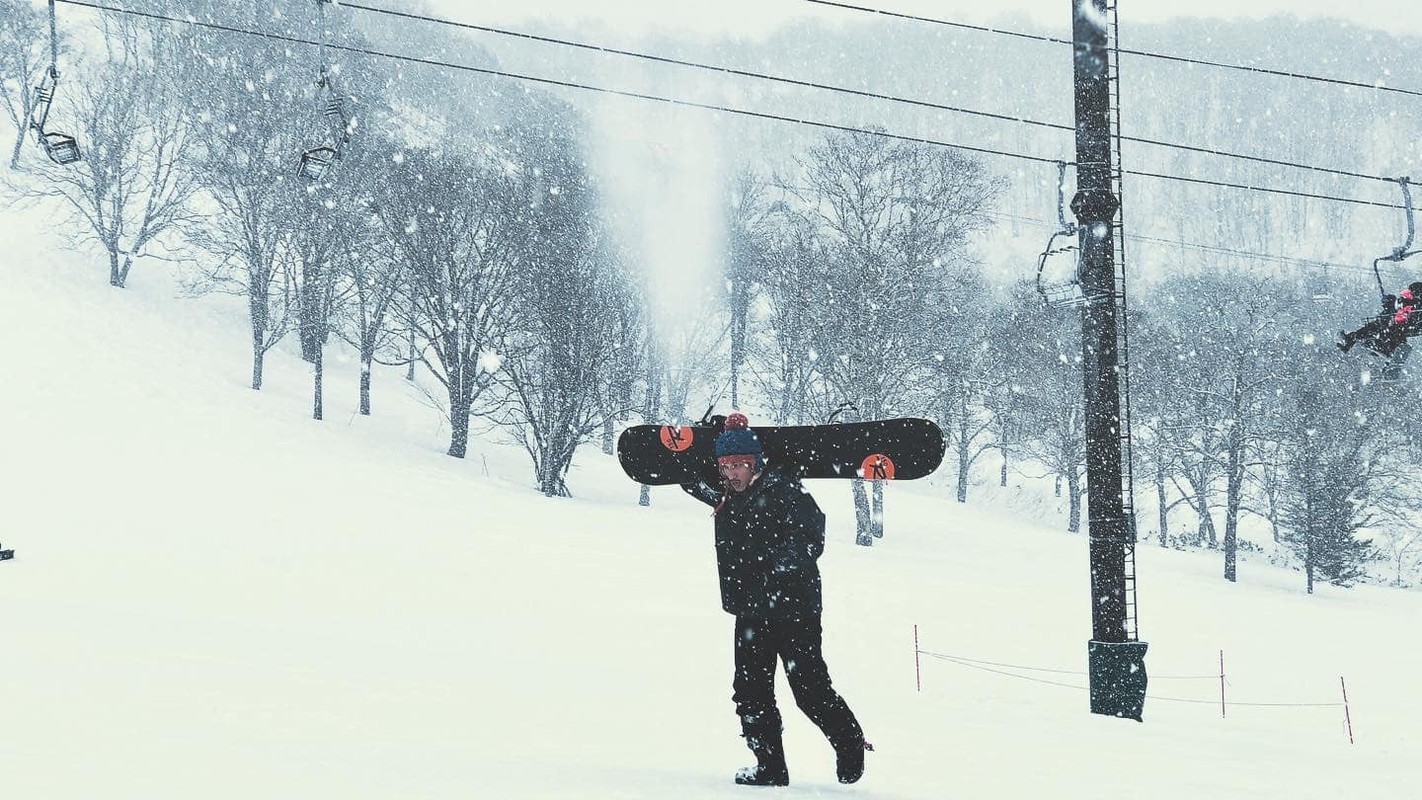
left=718, top=459, right=756, bottom=493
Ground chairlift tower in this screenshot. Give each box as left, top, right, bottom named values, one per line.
left=1070, top=0, right=1147, bottom=720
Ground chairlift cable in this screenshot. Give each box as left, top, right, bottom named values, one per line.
left=994, top=209, right=1384, bottom=276
left=34, top=0, right=60, bottom=130
left=48, top=0, right=59, bottom=72
left=771, top=179, right=1379, bottom=277
left=318, top=0, right=328, bottom=82
left=52, top=0, right=1059, bottom=167
left=52, top=0, right=1411, bottom=211
left=339, top=1, right=1393, bottom=184
left=804, top=0, right=1422, bottom=99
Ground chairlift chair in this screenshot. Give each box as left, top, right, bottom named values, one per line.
left=39, top=130, right=81, bottom=165
left=298, top=145, right=338, bottom=182
left=1363, top=341, right=1409, bottom=385
left=1034, top=161, right=1096, bottom=310
left=1307, top=273, right=1332, bottom=304
left=1036, top=232, right=1092, bottom=309
left=297, top=0, right=353, bottom=181
left=27, top=44, right=81, bottom=166
left=29, top=73, right=81, bottom=164
left=1347, top=176, right=1422, bottom=375
left=298, top=77, right=350, bottom=181
left=1040, top=276, right=1088, bottom=309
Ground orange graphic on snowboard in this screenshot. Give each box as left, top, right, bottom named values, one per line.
left=861, top=453, right=896, bottom=480
left=660, top=426, right=694, bottom=452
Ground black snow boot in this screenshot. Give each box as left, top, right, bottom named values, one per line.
left=735, top=728, right=789, bottom=787
left=833, top=737, right=873, bottom=784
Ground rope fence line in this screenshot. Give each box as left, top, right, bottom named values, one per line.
left=913, top=629, right=1355, bottom=742
left=919, top=647, right=1345, bottom=708
left=922, top=650, right=1219, bottom=680
left=929, top=652, right=1346, bottom=708
left=921, top=652, right=1088, bottom=691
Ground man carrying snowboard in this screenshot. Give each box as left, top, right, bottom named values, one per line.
left=681, top=412, right=870, bottom=787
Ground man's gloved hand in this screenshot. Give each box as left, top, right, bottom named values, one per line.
left=681, top=479, right=721, bottom=506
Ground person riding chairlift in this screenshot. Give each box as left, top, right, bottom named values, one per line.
left=1338, top=281, right=1422, bottom=357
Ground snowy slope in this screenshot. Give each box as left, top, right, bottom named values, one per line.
left=0, top=199, right=1417, bottom=799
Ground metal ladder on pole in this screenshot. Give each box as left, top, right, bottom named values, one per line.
left=1106, top=1, right=1139, bottom=642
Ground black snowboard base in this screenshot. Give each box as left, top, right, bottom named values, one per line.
left=616, top=417, right=945, bottom=486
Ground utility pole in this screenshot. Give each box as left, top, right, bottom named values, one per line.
left=1070, top=0, right=1148, bottom=721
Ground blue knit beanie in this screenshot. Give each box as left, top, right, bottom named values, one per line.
left=714, top=412, right=764, bottom=470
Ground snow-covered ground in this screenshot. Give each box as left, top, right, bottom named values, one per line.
left=0, top=200, right=1417, bottom=799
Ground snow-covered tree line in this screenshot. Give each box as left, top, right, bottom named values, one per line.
left=0, top=0, right=646, bottom=498
left=3, top=1, right=1416, bottom=589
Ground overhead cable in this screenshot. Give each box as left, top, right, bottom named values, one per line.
left=340, top=1, right=1393, bottom=184
left=53, top=0, right=1410, bottom=211
left=805, top=0, right=1422, bottom=99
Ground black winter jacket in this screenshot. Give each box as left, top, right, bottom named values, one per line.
left=682, top=466, right=827, bottom=618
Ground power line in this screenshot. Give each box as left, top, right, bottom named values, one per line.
left=342, top=3, right=1066, bottom=129
left=806, top=0, right=1076, bottom=46
left=990, top=210, right=1376, bottom=275
left=340, top=1, right=1391, bottom=185
left=771, top=176, right=1380, bottom=275
left=805, top=0, right=1422, bottom=99
left=773, top=180, right=1379, bottom=275
left=1126, top=168, right=1400, bottom=209
left=53, top=0, right=1058, bottom=167
left=54, top=0, right=1408, bottom=211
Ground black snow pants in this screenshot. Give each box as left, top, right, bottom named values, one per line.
left=732, top=614, right=863, bottom=746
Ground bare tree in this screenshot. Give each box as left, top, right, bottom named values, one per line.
left=1129, top=311, right=1193, bottom=547
left=658, top=291, right=734, bottom=427
left=926, top=275, right=996, bottom=503
left=1142, top=272, right=1297, bottom=579
left=1280, top=381, right=1382, bottom=594
left=374, top=146, right=524, bottom=459
left=636, top=333, right=664, bottom=508
left=1369, top=477, right=1422, bottom=587
left=723, top=168, right=783, bottom=410
left=752, top=204, right=831, bottom=426
left=784, top=129, right=999, bottom=544
left=34, top=21, right=199, bottom=287
left=337, top=193, right=406, bottom=416
left=1171, top=273, right=1289, bottom=578
left=1015, top=306, right=1088, bottom=532
left=184, top=73, right=307, bottom=390
left=0, top=0, right=48, bottom=169
left=597, top=250, right=647, bottom=456
left=287, top=196, right=346, bottom=420
left=501, top=206, right=640, bottom=496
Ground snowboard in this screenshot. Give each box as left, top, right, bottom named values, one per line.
left=616, top=417, right=945, bottom=486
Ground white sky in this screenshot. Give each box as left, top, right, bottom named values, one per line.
left=428, top=0, right=1422, bottom=39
